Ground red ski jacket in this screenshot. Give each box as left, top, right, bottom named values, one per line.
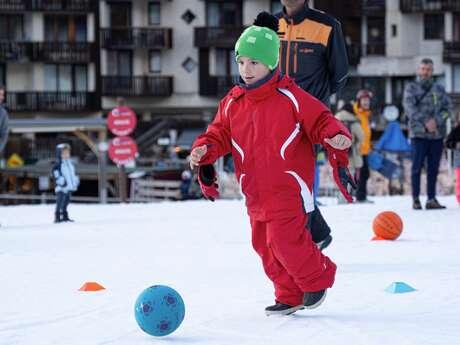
left=193, top=71, right=350, bottom=221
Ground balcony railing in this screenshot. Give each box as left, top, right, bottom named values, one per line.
left=199, top=75, right=238, bottom=97
left=362, top=0, right=385, bottom=16
left=102, top=76, right=173, bottom=97
left=0, top=0, right=95, bottom=12
left=400, top=0, right=460, bottom=12
left=0, top=42, right=34, bottom=61
left=0, top=0, right=29, bottom=11
left=443, top=41, right=460, bottom=62
left=32, top=0, right=95, bottom=12
left=0, top=41, right=96, bottom=63
left=194, top=27, right=245, bottom=48
left=101, top=28, right=172, bottom=49
left=5, top=92, right=98, bottom=112
left=36, top=42, right=96, bottom=63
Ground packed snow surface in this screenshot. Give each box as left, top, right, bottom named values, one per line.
left=1, top=196, right=459, bottom=345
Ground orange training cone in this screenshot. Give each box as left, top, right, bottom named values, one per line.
left=78, top=282, right=106, bottom=292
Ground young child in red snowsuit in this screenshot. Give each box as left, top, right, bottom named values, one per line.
left=191, top=13, right=355, bottom=316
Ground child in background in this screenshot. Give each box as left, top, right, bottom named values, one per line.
left=190, top=12, right=355, bottom=316
left=52, top=143, right=80, bottom=223
left=446, top=122, right=460, bottom=205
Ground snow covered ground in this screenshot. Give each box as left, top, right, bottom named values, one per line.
left=0, top=196, right=459, bottom=345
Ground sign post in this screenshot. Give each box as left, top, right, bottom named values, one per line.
left=107, top=106, right=138, bottom=203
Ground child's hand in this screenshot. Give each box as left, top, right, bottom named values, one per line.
left=324, top=134, right=351, bottom=150
left=190, top=145, right=207, bottom=169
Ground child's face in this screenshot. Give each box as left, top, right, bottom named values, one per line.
left=238, top=57, right=271, bottom=85
left=61, top=149, right=70, bottom=160
left=360, top=97, right=371, bottom=110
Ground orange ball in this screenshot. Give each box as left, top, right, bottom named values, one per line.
left=372, top=211, right=403, bottom=240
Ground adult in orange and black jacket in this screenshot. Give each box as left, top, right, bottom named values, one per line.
left=274, top=1, right=349, bottom=247
left=275, top=2, right=349, bottom=106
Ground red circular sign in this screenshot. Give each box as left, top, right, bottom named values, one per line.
left=107, top=106, right=137, bottom=136
left=108, top=136, right=138, bottom=165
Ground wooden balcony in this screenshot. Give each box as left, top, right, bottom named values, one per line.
left=194, top=27, right=245, bottom=48
left=101, top=28, right=172, bottom=50
left=199, top=75, right=237, bottom=97
left=102, top=76, right=173, bottom=97
left=444, top=41, right=460, bottom=62
left=5, top=92, right=98, bottom=112
left=0, top=42, right=34, bottom=62
left=400, top=0, right=460, bottom=13
left=0, top=0, right=29, bottom=11
left=0, top=41, right=96, bottom=63
left=35, top=42, right=96, bottom=63
left=0, top=0, right=95, bottom=12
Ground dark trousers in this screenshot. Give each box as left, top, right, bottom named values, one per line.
left=356, top=155, right=370, bottom=201
left=411, top=138, right=444, bottom=200
left=308, top=205, right=331, bottom=243
left=55, top=192, right=71, bottom=214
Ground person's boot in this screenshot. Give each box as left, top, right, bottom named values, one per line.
left=303, top=290, right=327, bottom=309
left=62, top=211, right=74, bottom=222
left=265, top=303, right=304, bottom=316
left=425, top=198, right=446, bottom=210
left=54, top=213, right=62, bottom=223
left=413, top=197, right=422, bottom=210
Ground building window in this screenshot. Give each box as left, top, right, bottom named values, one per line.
left=149, top=50, right=161, bottom=73
left=182, top=57, right=197, bottom=73
left=107, top=50, right=133, bottom=76
left=424, top=14, right=444, bottom=40
left=215, top=49, right=237, bottom=76
left=271, top=0, right=283, bottom=14
left=182, top=10, right=196, bottom=25
left=453, top=64, right=460, bottom=92
left=0, top=15, right=24, bottom=41
left=206, top=1, right=242, bottom=27
left=0, top=64, right=5, bottom=86
left=44, top=64, right=87, bottom=92
left=109, top=2, right=132, bottom=27
left=391, top=24, right=397, bottom=37
left=149, top=2, right=161, bottom=25
left=45, top=15, right=87, bottom=42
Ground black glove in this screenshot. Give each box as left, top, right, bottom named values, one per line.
left=198, top=164, right=219, bottom=202
left=334, top=167, right=357, bottom=202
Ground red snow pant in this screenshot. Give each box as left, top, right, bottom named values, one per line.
left=251, top=213, right=337, bottom=306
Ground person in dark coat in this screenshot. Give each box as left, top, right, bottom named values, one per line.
left=274, top=0, right=349, bottom=249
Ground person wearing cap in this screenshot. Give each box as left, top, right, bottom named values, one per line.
left=52, top=143, right=80, bottom=223
left=353, top=89, right=374, bottom=203
left=189, top=12, right=355, bottom=316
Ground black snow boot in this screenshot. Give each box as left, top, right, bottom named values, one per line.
left=425, top=198, right=446, bottom=210
left=303, top=290, right=327, bottom=309
left=413, top=197, right=422, bottom=210
left=54, top=213, right=62, bottom=223
left=62, top=212, right=74, bottom=222
left=265, top=303, right=304, bottom=316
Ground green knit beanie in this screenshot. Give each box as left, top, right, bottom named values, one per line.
left=235, top=17, right=280, bottom=70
